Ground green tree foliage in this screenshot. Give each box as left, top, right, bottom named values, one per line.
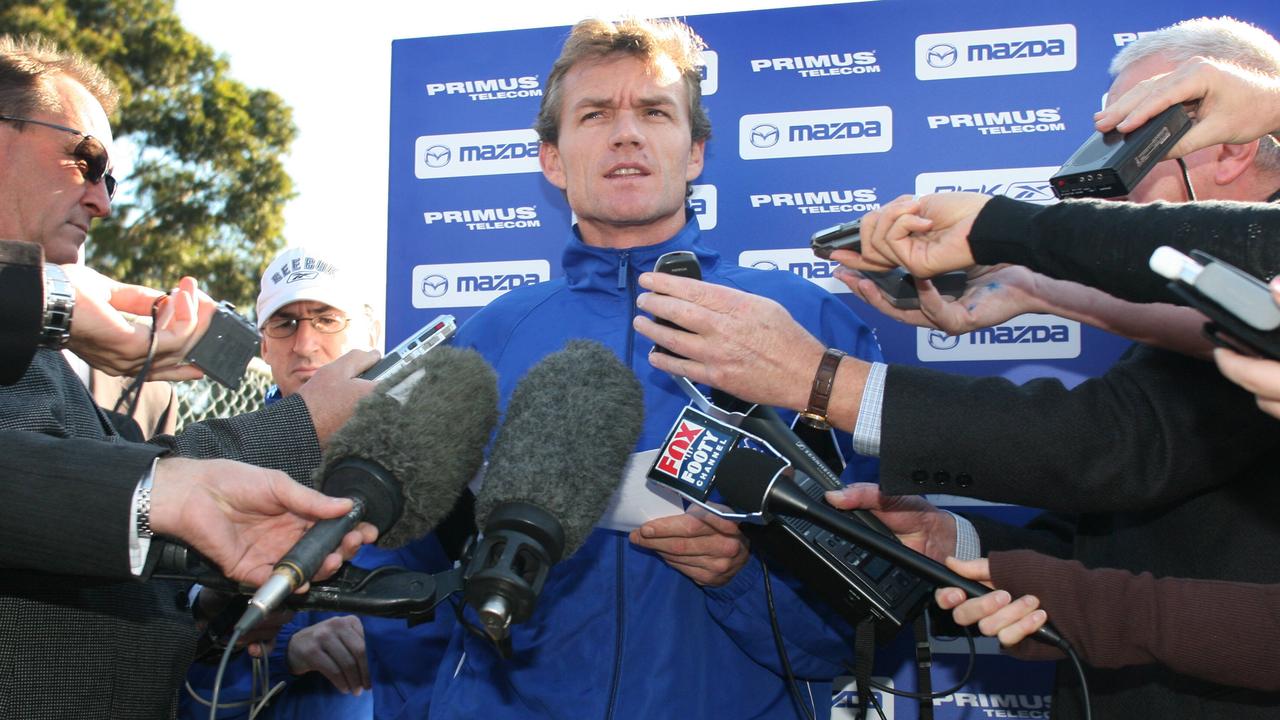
left=1, top=0, right=296, bottom=309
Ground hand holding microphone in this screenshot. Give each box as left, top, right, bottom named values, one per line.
left=236, top=346, right=499, bottom=635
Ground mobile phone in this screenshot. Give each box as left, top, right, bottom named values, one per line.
left=1149, top=246, right=1280, bottom=360
left=810, top=219, right=862, bottom=259
left=359, top=314, right=457, bottom=382
left=810, top=220, right=968, bottom=309
left=853, top=268, right=969, bottom=310
left=649, top=251, right=702, bottom=358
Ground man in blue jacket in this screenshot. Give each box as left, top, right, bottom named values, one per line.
left=378, top=17, right=881, bottom=719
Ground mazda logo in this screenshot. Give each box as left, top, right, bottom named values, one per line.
left=926, top=44, right=959, bottom=68
left=420, top=274, right=449, bottom=298
left=927, top=330, right=961, bottom=350
left=423, top=145, right=452, bottom=168
left=750, top=260, right=780, bottom=271
left=749, top=124, right=780, bottom=148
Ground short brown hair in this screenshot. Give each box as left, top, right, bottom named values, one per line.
left=0, top=35, right=118, bottom=121
left=535, top=17, right=711, bottom=145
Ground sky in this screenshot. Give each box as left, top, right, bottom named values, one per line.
left=173, top=0, right=850, bottom=317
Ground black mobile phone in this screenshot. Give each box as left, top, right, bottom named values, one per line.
left=650, top=251, right=702, bottom=358
left=810, top=219, right=862, bottom=259
left=853, top=268, right=969, bottom=310
left=1150, top=247, right=1280, bottom=360
left=359, top=314, right=457, bottom=382
left=810, top=220, right=968, bottom=309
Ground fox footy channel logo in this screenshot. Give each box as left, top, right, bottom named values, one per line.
left=649, top=409, right=736, bottom=503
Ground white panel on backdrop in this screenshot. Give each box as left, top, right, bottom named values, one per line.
left=915, top=24, right=1078, bottom=81
left=411, top=260, right=550, bottom=309
left=917, top=314, right=1081, bottom=362
left=698, top=50, right=719, bottom=96
left=832, top=677, right=896, bottom=720
left=414, top=128, right=541, bottom=179
left=915, top=166, right=1060, bottom=206
left=739, top=106, right=893, bottom=160
left=738, top=248, right=847, bottom=294
left=689, top=184, right=717, bottom=230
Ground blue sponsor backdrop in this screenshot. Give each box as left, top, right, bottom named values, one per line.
left=387, top=1, right=1279, bottom=717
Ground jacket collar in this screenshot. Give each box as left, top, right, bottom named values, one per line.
left=561, top=210, right=721, bottom=291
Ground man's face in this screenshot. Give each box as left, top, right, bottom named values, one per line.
left=0, top=75, right=115, bottom=263
left=539, top=53, right=705, bottom=248
left=260, top=300, right=367, bottom=397
left=1106, top=54, right=1218, bottom=204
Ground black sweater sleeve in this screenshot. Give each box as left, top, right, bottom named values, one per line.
left=968, top=196, right=1280, bottom=304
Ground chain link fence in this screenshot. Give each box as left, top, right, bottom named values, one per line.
left=174, top=358, right=274, bottom=429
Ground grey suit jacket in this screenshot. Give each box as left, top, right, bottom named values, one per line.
left=0, top=349, right=324, bottom=719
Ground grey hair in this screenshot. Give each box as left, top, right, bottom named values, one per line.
left=1110, top=17, right=1280, bottom=173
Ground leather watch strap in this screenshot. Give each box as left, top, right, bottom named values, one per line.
left=797, top=347, right=846, bottom=429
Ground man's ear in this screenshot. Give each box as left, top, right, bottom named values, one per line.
left=1213, top=139, right=1261, bottom=186
left=540, top=141, right=567, bottom=190
left=685, top=138, right=706, bottom=181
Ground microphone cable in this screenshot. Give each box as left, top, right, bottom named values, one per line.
left=208, top=625, right=245, bottom=720
left=760, top=558, right=818, bottom=720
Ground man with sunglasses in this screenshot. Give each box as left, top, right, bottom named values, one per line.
left=0, top=36, right=380, bottom=719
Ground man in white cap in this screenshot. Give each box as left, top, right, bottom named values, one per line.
left=256, top=246, right=380, bottom=402
left=182, top=246, right=381, bottom=719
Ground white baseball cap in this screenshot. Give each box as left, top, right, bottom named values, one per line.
left=255, top=247, right=359, bottom=328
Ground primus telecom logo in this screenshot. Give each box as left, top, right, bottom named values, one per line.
left=425, top=75, right=542, bottom=102
left=411, top=259, right=550, bottom=309
left=926, top=108, right=1065, bottom=136
left=916, top=24, right=1076, bottom=80
left=1113, top=31, right=1154, bottom=47
left=917, top=314, right=1080, bottom=362
left=414, top=128, right=540, bottom=179
left=915, top=166, right=1060, bottom=205
left=689, top=184, right=718, bottom=231
left=749, top=50, right=880, bottom=78
left=422, top=206, right=540, bottom=231
left=750, top=188, right=879, bottom=216
left=738, top=248, right=848, bottom=296
left=739, top=106, right=893, bottom=160
left=931, top=692, right=1053, bottom=718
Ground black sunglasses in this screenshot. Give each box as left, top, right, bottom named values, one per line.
left=0, top=114, right=117, bottom=199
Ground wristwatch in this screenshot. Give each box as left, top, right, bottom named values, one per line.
left=39, top=263, right=75, bottom=348
left=797, top=348, right=846, bottom=430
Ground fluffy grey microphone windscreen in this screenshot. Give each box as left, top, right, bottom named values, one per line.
left=475, top=339, right=645, bottom=557
left=316, top=346, right=499, bottom=549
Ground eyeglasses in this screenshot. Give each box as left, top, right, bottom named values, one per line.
left=262, top=313, right=351, bottom=339
left=0, top=114, right=117, bottom=199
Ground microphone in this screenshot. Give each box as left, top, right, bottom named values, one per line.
left=713, top=446, right=1071, bottom=651
left=463, top=339, right=644, bottom=643
left=235, top=347, right=499, bottom=634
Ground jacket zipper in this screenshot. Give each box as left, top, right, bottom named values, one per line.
left=605, top=250, right=633, bottom=720
left=619, top=251, right=635, bottom=368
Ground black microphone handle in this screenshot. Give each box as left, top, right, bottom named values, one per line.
left=768, top=477, right=1070, bottom=651
left=734, top=403, right=897, bottom=538
left=274, top=499, right=366, bottom=588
